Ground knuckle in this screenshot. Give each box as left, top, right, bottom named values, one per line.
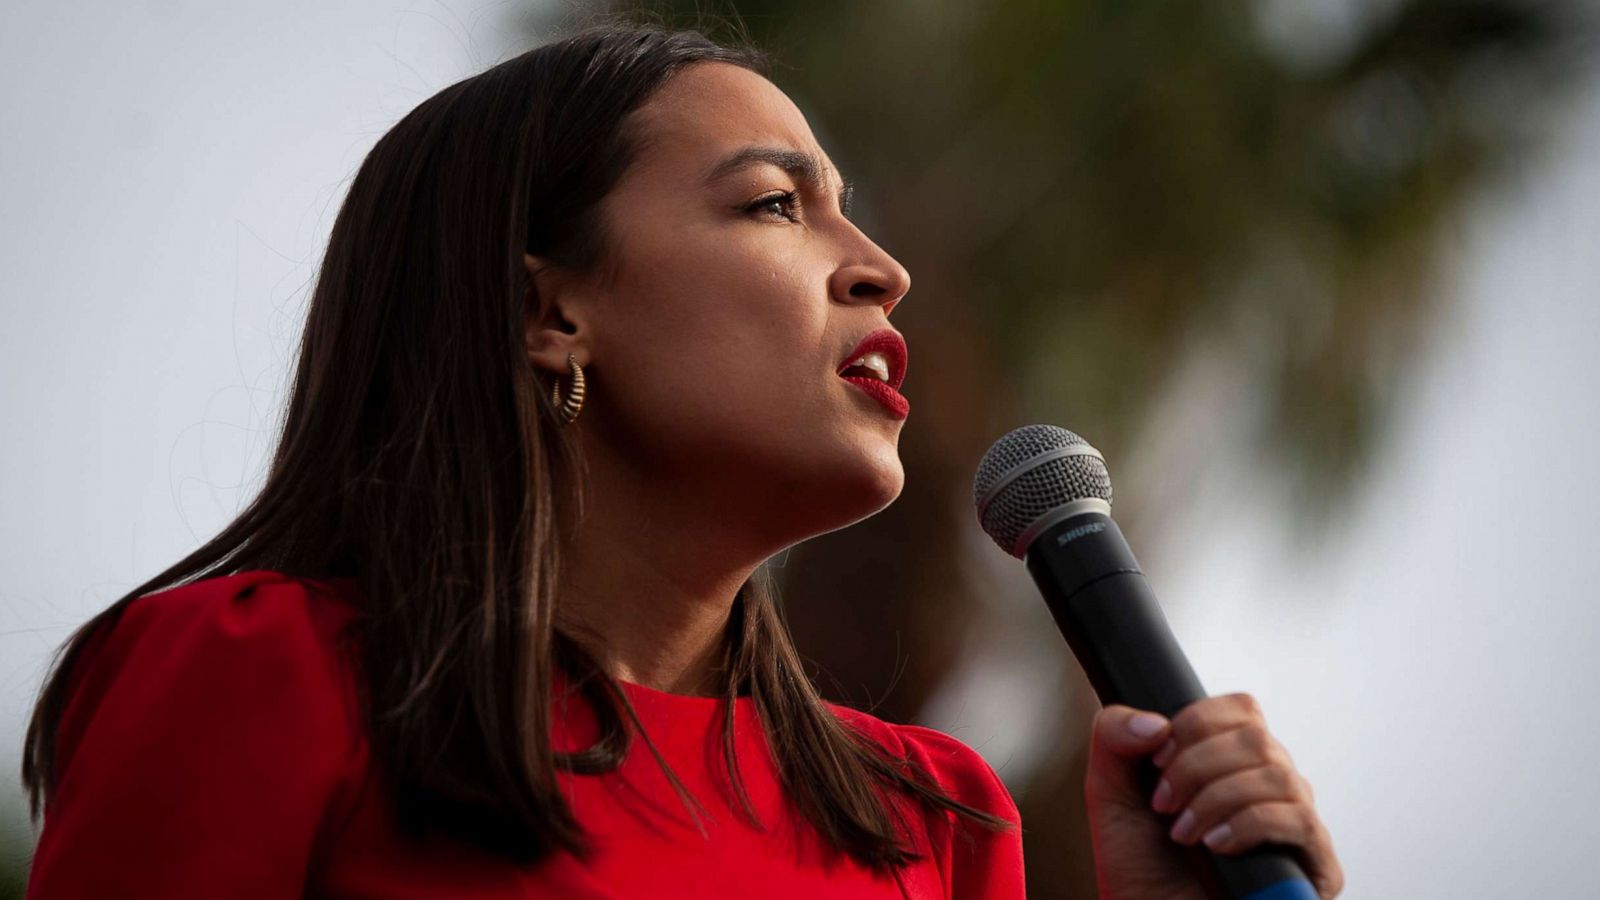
left=1229, top=692, right=1263, bottom=719
left=1185, top=779, right=1224, bottom=821
left=1264, top=740, right=1294, bottom=770
left=1314, top=826, right=1346, bottom=898
left=1162, top=763, right=1192, bottom=802
left=1295, top=772, right=1316, bottom=803
left=1163, top=743, right=1207, bottom=793
left=1192, top=770, right=1246, bottom=822
left=1228, top=803, right=1265, bottom=840
left=1264, top=765, right=1296, bottom=797
left=1170, top=703, right=1206, bottom=739
left=1299, top=804, right=1323, bottom=842
left=1239, top=722, right=1273, bottom=756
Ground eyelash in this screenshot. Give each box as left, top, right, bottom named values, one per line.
left=746, top=190, right=802, bottom=222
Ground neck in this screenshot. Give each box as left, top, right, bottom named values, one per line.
left=553, top=434, right=783, bottom=698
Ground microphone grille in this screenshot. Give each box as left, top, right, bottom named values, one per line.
left=973, top=425, right=1113, bottom=558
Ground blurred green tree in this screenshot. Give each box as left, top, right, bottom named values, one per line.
left=2, top=800, right=27, bottom=898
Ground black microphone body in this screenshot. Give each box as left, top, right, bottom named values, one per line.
left=1028, top=510, right=1316, bottom=900
left=1028, top=512, right=1203, bottom=713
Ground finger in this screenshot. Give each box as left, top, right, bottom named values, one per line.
left=1195, top=801, right=1345, bottom=898
left=1150, top=722, right=1294, bottom=814
left=1167, top=764, right=1308, bottom=846
left=1092, top=704, right=1171, bottom=758
left=1084, top=705, right=1171, bottom=807
left=1166, top=692, right=1268, bottom=751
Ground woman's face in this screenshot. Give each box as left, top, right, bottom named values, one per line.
left=534, top=61, right=912, bottom=547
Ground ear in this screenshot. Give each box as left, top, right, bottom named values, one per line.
left=523, top=252, right=593, bottom=374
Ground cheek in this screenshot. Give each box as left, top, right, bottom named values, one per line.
left=594, top=231, right=902, bottom=508
left=599, top=309, right=905, bottom=522
left=627, top=251, right=827, bottom=413
left=600, top=275, right=820, bottom=432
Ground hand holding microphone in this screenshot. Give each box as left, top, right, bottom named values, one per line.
left=973, top=425, right=1343, bottom=900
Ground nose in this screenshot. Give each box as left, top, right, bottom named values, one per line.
left=829, top=241, right=911, bottom=316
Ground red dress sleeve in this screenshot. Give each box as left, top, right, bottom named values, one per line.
left=890, top=723, right=1027, bottom=899
left=27, top=570, right=368, bottom=899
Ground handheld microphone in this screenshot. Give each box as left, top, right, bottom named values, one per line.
left=973, top=424, right=1316, bottom=900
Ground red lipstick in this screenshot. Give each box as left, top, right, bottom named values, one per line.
left=836, top=328, right=910, bottom=419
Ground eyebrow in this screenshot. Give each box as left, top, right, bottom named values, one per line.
left=703, top=145, right=856, bottom=217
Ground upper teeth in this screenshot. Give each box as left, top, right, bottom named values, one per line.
left=847, top=351, right=891, bottom=383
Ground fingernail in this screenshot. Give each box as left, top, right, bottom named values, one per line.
left=1127, top=713, right=1167, bottom=739
left=1150, top=779, right=1173, bottom=813
left=1170, top=808, right=1197, bottom=843
left=1152, top=738, right=1178, bottom=768
left=1203, top=822, right=1233, bottom=849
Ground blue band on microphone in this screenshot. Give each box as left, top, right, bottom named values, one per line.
left=1241, top=878, right=1318, bottom=900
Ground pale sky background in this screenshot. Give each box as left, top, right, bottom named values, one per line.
left=2, top=1, right=1597, bottom=896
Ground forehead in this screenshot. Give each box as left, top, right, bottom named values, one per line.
left=623, top=62, right=840, bottom=187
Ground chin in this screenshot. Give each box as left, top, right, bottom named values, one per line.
left=871, top=453, right=906, bottom=505
left=837, top=445, right=906, bottom=519
left=763, top=438, right=902, bottom=537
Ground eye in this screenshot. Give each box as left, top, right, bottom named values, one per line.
left=745, top=190, right=801, bottom=222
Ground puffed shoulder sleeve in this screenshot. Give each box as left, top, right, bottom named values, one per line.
left=27, top=570, right=369, bottom=898
left=892, top=723, right=1027, bottom=900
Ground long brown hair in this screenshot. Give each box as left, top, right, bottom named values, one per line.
left=21, top=13, right=1013, bottom=873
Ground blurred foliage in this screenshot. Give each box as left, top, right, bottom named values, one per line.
left=510, top=1, right=1591, bottom=897
left=585, top=0, right=1593, bottom=524
left=1, top=801, right=27, bottom=898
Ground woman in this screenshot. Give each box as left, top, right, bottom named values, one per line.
left=21, top=19, right=1342, bottom=899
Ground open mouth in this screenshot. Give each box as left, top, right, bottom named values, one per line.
left=836, top=328, right=910, bottom=419
left=835, top=328, right=908, bottom=390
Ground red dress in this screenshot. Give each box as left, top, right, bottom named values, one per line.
left=26, top=570, right=1026, bottom=898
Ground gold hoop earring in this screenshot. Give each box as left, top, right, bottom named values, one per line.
left=549, top=354, right=586, bottom=424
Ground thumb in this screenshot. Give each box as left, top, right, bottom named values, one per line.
left=1085, top=705, right=1171, bottom=809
